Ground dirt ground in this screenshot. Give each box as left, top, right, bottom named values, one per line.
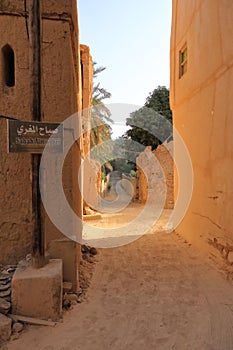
left=5, top=204, right=233, bottom=350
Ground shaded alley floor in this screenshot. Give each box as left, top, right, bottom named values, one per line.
left=6, top=220, right=233, bottom=350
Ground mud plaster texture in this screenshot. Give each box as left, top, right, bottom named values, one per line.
left=0, top=0, right=84, bottom=276
left=137, top=143, right=174, bottom=209
left=170, top=0, right=233, bottom=255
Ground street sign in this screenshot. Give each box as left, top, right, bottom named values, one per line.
left=7, top=120, right=63, bottom=153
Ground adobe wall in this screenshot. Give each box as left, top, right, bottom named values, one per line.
left=136, top=144, right=174, bottom=209
left=0, top=0, right=83, bottom=285
left=121, top=174, right=137, bottom=202
left=80, top=44, right=93, bottom=156
left=170, top=0, right=233, bottom=254
left=0, top=8, right=32, bottom=263
left=80, top=45, right=102, bottom=212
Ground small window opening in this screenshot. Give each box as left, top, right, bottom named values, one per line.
left=2, top=45, right=15, bottom=87
left=179, top=45, right=187, bottom=79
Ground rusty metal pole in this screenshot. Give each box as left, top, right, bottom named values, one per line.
left=29, top=0, right=46, bottom=268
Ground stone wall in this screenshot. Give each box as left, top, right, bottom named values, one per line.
left=136, top=143, right=174, bottom=209
left=170, top=0, right=233, bottom=253
left=0, top=0, right=84, bottom=289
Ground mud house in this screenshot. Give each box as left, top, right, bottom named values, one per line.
left=0, top=0, right=93, bottom=290
left=170, top=0, right=233, bottom=257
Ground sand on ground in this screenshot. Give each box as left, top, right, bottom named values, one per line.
left=5, top=203, right=233, bottom=350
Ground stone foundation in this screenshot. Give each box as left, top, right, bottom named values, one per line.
left=11, top=259, right=63, bottom=321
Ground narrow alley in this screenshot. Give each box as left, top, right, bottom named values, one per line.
left=0, top=2, right=233, bottom=349
left=6, top=221, right=233, bottom=350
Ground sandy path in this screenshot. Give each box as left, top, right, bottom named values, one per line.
left=6, top=218, right=233, bottom=350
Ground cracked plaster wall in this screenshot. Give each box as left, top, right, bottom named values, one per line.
left=170, top=0, right=233, bottom=253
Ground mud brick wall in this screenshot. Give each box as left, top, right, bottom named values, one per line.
left=137, top=143, right=174, bottom=209
left=0, top=0, right=82, bottom=265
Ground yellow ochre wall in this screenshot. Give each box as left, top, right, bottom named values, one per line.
left=170, top=0, right=233, bottom=250
left=0, top=0, right=83, bottom=286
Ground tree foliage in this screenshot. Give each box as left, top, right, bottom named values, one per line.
left=125, top=86, right=172, bottom=150
left=145, top=86, right=172, bottom=123
left=91, top=63, right=112, bottom=147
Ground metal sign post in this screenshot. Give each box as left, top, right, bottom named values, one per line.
left=29, top=0, right=46, bottom=268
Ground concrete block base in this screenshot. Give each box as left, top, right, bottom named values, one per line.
left=48, top=239, right=80, bottom=292
left=0, top=314, right=12, bottom=342
left=11, top=259, right=63, bottom=321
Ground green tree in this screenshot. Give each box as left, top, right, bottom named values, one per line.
left=111, top=136, right=143, bottom=173
left=145, top=86, right=172, bottom=123
left=125, top=86, right=172, bottom=150
left=91, top=63, right=113, bottom=147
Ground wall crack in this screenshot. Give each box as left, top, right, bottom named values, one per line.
left=193, top=212, right=222, bottom=230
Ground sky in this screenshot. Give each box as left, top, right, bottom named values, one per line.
left=78, top=0, right=172, bottom=138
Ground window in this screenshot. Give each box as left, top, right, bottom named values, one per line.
left=2, top=44, right=15, bottom=87
left=179, top=45, right=187, bottom=79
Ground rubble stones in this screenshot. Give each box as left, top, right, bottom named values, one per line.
left=61, top=245, right=97, bottom=309
left=63, top=293, right=78, bottom=302
left=11, top=332, right=20, bottom=341
left=62, top=293, right=81, bottom=309
left=26, top=254, right=32, bottom=262
left=81, top=245, right=98, bottom=256
left=79, top=248, right=97, bottom=300
left=0, top=313, right=12, bottom=342
left=0, top=265, right=15, bottom=342
left=0, top=299, right=11, bottom=315
left=63, top=299, right=71, bottom=309
left=81, top=245, right=89, bottom=254
left=81, top=245, right=98, bottom=265
left=0, top=276, right=10, bottom=282
left=0, top=289, right=11, bottom=298
left=62, top=282, right=73, bottom=293
left=6, top=267, right=16, bottom=274
left=1, top=271, right=10, bottom=277
left=90, top=247, right=98, bottom=256
left=0, top=283, right=11, bottom=292
left=0, top=269, right=14, bottom=310
left=12, top=322, right=24, bottom=333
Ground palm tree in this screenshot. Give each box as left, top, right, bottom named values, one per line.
left=91, top=63, right=113, bottom=147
